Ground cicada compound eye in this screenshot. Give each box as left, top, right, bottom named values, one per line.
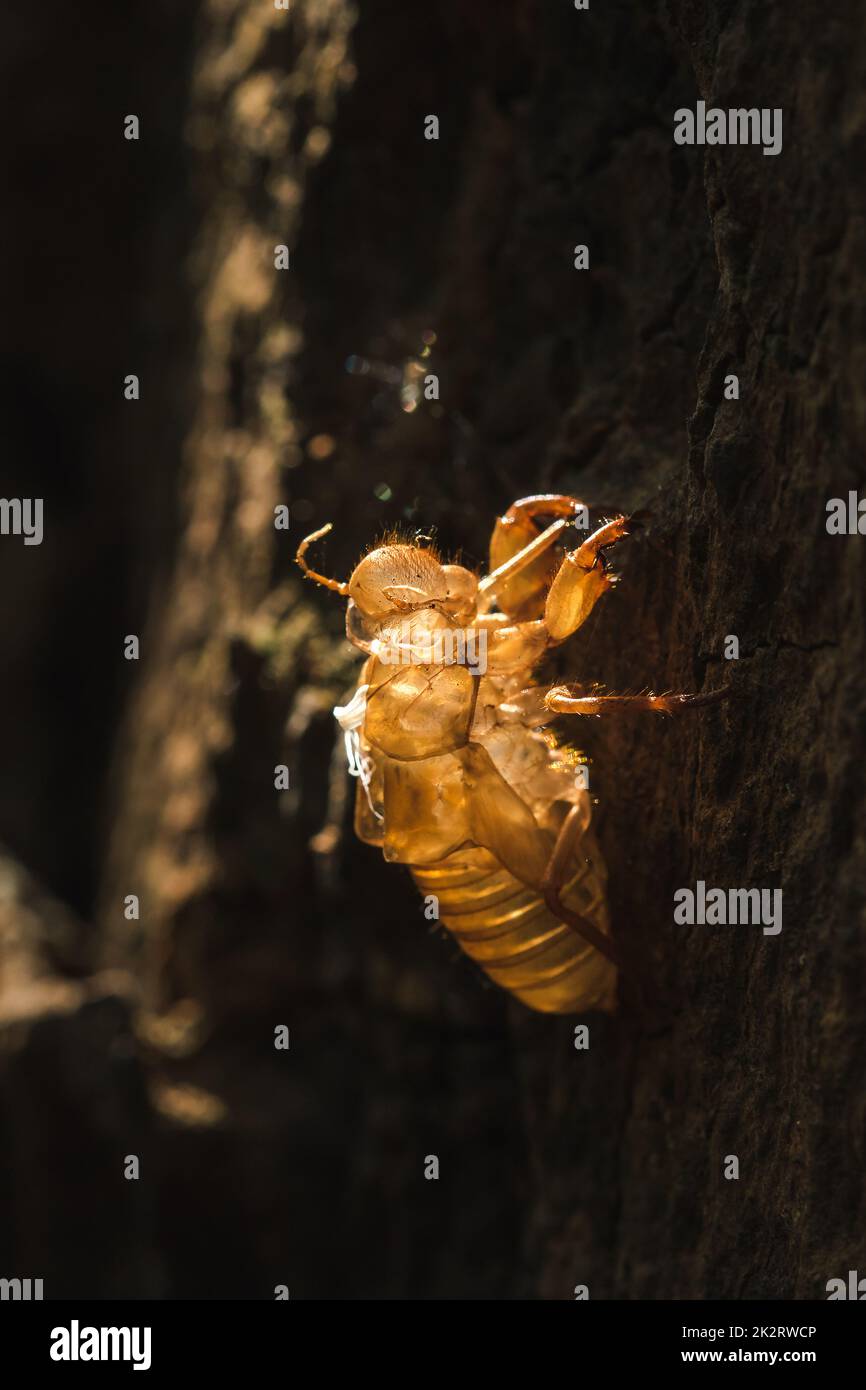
left=440, top=564, right=478, bottom=622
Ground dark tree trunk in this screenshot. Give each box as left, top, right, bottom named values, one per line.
left=1, top=0, right=863, bottom=1299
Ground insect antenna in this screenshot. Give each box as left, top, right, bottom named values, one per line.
left=295, top=523, right=349, bottom=595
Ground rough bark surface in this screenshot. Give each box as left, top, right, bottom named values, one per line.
left=1, top=0, right=864, bottom=1299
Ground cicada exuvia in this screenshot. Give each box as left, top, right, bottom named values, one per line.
left=298, top=495, right=726, bottom=1013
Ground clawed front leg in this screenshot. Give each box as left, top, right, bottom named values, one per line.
left=544, top=515, right=630, bottom=642
left=477, top=518, right=570, bottom=612
left=482, top=494, right=591, bottom=620
left=545, top=685, right=731, bottom=716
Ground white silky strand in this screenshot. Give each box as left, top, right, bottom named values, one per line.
left=333, top=685, right=383, bottom=821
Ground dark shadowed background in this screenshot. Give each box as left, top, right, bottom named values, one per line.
left=1, top=0, right=864, bottom=1299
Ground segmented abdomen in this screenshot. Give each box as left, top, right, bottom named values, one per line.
left=410, top=839, right=616, bottom=1014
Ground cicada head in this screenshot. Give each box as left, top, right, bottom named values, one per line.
left=347, top=544, right=448, bottom=618
left=296, top=524, right=479, bottom=626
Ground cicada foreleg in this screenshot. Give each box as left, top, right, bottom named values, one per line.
left=476, top=517, right=570, bottom=613
left=480, top=494, right=591, bottom=619
left=543, top=515, right=632, bottom=642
